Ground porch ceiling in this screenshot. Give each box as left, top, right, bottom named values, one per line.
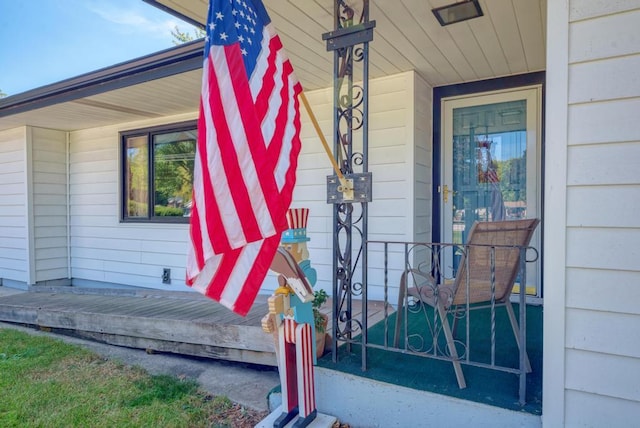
left=0, top=0, right=545, bottom=133
left=155, top=0, right=547, bottom=88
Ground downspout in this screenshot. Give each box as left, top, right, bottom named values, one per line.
left=24, top=126, right=36, bottom=286
left=66, top=132, right=71, bottom=282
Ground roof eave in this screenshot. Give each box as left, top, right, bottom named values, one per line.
left=0, top=39, right=205, bottom=118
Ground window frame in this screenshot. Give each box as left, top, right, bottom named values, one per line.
left=120, top=120, right=197, bottom=224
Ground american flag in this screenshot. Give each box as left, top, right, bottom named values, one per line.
left=187, top=0, right=302, bottom=316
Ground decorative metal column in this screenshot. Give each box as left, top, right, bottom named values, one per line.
left=322, top=0, right=375, bottom=369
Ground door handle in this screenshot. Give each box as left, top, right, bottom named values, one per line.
left=439, top=184, right=456, bottom=203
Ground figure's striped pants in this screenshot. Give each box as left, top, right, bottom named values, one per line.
left=278, top=317, right=316, bottom=418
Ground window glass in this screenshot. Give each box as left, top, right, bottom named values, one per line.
left=125, top=135, right=148, bottom=218
left=153, top=130, right=196, bottom=217
left=121, top=121, right=196, bottom=222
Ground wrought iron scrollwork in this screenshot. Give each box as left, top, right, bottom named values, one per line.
left=326, top=0, right=373, bottom=365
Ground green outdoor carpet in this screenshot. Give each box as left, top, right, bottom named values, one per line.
left=317, top=303, right=542, bottom=415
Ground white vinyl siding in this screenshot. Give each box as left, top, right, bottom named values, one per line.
left=69, top=113, right=196, bottom=291
left=0, top=127, right=28, bottom=283
left=563, top=0, right=640, bottom=422
left=31, top=127, right=69, bottom=283
left=297, top=71, right=424, bottom=300
left=413, top=73, right=433, bottom=244
left=565, top=389, right=640, bottom=428
left=369, top=71, right=416, bottom=275
left=65, top=73, right=422, bottom=298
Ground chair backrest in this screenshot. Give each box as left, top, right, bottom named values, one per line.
left=451, top=218, right=539, bottom=305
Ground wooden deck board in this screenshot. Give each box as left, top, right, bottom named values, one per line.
left=104, top=299, right=170, bottom=316
left=68, top=296, right=120, bottom=312
left=161, top=301, right=220, bottom=320
left=130, top=300, right=206, bottom=318
left=0, top=289, right=384, bottom=367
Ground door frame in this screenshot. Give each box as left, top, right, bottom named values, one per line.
left=432, top=72, right=546, bottom=297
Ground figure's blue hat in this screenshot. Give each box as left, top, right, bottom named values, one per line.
left=281, top=208, right=310, bottom=243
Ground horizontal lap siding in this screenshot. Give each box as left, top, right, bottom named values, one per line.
left=566, top=268, right=640, bottom=315
left=31, top=127, right=69, bottom=282
left=413, top=73, right=433, bottom=273
left=566, top=389, right=640, bottom=427
left=565, top=1, right=640, bottom=420
left=67, top=73, right=419, bottom=300
left=566, top=349, right=640, bottom=402
left=292, top=72, right=420, bottom=300
left=69, top=113, right=195, bottom=292
left=0, top=127, right=27, bottom=283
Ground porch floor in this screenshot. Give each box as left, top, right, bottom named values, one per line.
left=318, top=303, right=543, bottom=415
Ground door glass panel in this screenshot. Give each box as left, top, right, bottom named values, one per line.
left=452, top=99, right=527, bottom=247
left=442, top=87, right=541, bottom=297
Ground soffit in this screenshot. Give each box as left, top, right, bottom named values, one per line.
left=0, top=70, right=202, bottom=133
left=155, top=0, right=547, bottom=88
left=0, top=0, right=546, bottom=133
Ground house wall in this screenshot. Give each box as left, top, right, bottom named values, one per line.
left=0, top=127, right=28, bottom=286
left=66, top=71, right=427, bottom=300
left=296, top=71, right=431, bottom=300
left=31, top=127, right=69, bottom=284
left=0, top=126, right=70, bottom=287
left=413, top=73, right=433, bottom=245
left=68, top=113, right=195, bottom=291
left=545, top=1, right=640, bottom=425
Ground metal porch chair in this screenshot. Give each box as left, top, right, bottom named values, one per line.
left=394, top=218, right=540, bottom=389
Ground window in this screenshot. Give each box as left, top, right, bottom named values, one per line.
left=121, top=121, right=196, bottom=222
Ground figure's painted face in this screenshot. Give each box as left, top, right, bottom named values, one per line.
left=282, top=242, right=309, bottom=263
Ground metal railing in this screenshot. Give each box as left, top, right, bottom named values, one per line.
left=359, top=240, right=539, bottom=405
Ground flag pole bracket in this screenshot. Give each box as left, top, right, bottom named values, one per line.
left=322, top=21, right=376, bottom=51
left=326, top=172, right=372, bottom=204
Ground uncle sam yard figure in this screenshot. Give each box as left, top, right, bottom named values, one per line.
left=261, top=208, right=334, bottom=428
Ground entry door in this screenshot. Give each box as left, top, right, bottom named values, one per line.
left=441, top=86, right=541, bottom=296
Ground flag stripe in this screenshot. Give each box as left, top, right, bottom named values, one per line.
left=251, top=26, right=279, bottom=115
left=223, top=45, right=285, bottom=237
left=187, top=0, right=302, bottom=316
left=277, top=81, right=302, bottom=205
left=262, top=40, right=289, bottom=159
left=267, top=60, right=293, bottom=168
left=197, top=75, right=231, bottom=256
left=189, top=235, right=284, bottom=316
left=221, top=235, right=280, bottom=314
left=209, top=47, right=266, bottom=248
left=260, top=36, right=285, bottom=111
left=188, top=190, right=205, bottom=274
left=254, top=32, right=281, bottom=126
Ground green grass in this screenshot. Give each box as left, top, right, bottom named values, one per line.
left=0, top=328, right=265, bottom=427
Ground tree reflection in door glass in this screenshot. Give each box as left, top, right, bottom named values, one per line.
left=452, top=99, right=527, bottom=246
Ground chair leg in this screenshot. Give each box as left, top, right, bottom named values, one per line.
left=451, top=307, right=463, bottom=338
left=505, top=301, right=532, bottom=373
left=393, top=273, right=406, bottom=348
left=437, top=303, right=466, bottom=389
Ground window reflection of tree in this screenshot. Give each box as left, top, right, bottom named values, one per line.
left=126, top=137, right=148, bottom=217
left=153, top=138, right=196, bottom=216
